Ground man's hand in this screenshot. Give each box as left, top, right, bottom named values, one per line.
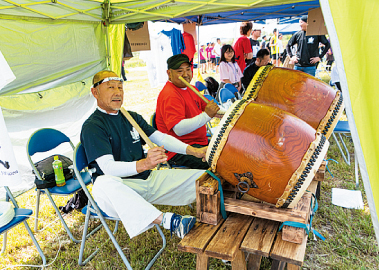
left=310, top=57, right=321, bottom=64
left=137, top=146, right=167, bottom=172
left=205, top=100, right=220, bottom=118
left=290, top=56, right=298, bottom=64
left=186, top=146, right=207, bottom=161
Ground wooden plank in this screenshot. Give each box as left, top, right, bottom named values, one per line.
left=270, top=232, right=308, bottom=266
left=246, top=253, right=262, bottom=270
left=241, top=218, right=279, bottom=257
left=286, top=264, right=300, bottom=270
left=282, top=181, right=318, bottom=243
left=178, top=221, right=224, bottom=254
left=199, top=177, right=219, bottom=195
left=205, top=213, right=254, bottom=261
left=281, top=192, right=312, bottom=244
left=271, top=260, right=286, bottom=270
left=314, top=170, right=325, bottom=181
left=196, top=253, right=209, bottom=270
left=231, top=250, right=247, bottom=270
left=224, top=198, right=307, bottom=224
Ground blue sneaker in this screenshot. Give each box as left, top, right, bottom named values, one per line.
left=170, top=213, right=196, bottom=239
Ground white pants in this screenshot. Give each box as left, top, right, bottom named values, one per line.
left=92, top=169, right=204, bottom=238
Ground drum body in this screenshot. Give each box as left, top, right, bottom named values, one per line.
left=243, top=66, right=344, bottom=139
left=206, top=100, right=329, bottom=208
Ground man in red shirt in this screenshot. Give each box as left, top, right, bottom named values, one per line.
left=233, top=22, right=253, bottom=73
left=156, top=54, right=219, bottom=169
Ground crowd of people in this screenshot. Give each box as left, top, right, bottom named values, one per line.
left=78, top=14, right=333, bottom=244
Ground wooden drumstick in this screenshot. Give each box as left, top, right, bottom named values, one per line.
left=120, top=107, right=169, bottom=166
left=178, top=76, right=210, bottom=104
left=178, top=76, right=226, bottom=114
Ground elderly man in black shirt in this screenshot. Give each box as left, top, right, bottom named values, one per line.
left=286, top=15, right=330, bottom=76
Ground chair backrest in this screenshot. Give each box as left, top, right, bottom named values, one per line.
left=219, top=88, right=236, bottom=104
left=224, top=83, right=238, bottom=94
left=195, top=81, right=207, bottom=92
left=204, top=94, right=220, bottom=105
left=74, top=143, right=89, bottom=173
left=150, top=112, right=158, bottom=129
left=27, top=128, right=73, bottom=156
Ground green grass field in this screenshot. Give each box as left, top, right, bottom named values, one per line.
left=1, top=68, right=378, bottom=269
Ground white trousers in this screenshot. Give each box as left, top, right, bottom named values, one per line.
left=92, top=169, right=204, bottom=238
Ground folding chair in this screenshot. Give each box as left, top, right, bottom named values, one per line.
left=224, top=83, right=242, bottom=99
left=218, top=87, right=236, bottom=104
left=204, top=94, right=220, bottom=105
left=195, top=81, right=207, bottom=92
left=73, top=142, right=166, bottom=268
left=26, top=128, right=92, bottom=243
left=332, top=120, right=359, bottom=187
left=1, top=186, right=46, bottom=266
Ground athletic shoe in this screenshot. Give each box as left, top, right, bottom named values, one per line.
left=170, top=213, right=196, bottom=239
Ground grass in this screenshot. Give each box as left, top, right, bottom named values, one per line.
left=1, top=68, right=378, bottom=269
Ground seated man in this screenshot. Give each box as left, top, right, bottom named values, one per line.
left=155, top=54, right=220, bottom=169
left=81, top=70, right=207, bottom=239
left=241, top=49, right=272, bottom=91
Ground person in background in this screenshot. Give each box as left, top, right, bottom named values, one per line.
left=199, top=44, right=207, bottom=74
left=213, top=38, right=222, bottom=73
left=286, top=15, right=330, bottom=76
left=210, top=42, right=216, bottom=72
left=249, top=29, right=261, bottom=64
left=278, top=34, right=284, bottom=65
left=269, top=28, right=279, bottom=67
left=241, top=49, right=272, bottom=91
left=233, top=21, right=253, bottom=73
left=206, top=43, right=212, bottom=71
left=261, top=35, right=268, bottom=51
left=219, top=45, right=243, bottom=93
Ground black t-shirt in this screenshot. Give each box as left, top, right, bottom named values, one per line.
left=80, top=109, right=156, bottom=180
left=286, top=30, right=330, bottom=67
left=242, top=62, right=273, bottom=90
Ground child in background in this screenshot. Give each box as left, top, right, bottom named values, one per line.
left=219, top=44, right=243, bottom=93
left=199, top=44, right=207, bottom=74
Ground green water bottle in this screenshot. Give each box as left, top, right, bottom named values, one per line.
left=52, top=156, right=66, bottom=187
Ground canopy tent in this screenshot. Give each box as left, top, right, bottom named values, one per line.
left=157, top=0, right=319, bottom=25
left=0, top=0, right=378, bottom=246
left=279, top=23, right=301, bottom=35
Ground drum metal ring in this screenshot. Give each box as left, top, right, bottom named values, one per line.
left=237, top=181, right=250, bottom=193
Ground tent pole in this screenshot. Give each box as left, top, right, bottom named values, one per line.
left=320, top=0, right=379, bottom=246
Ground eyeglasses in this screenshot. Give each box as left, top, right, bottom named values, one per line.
left=92, top=77, right=123, bottom=88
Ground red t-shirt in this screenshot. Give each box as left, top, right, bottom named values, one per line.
left=156, top=81, right=208, bottom=160
left=182, top=32, right=196, bottom=61
left=233, top=36, right=252, bottom=72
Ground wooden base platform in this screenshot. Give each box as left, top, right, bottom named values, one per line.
left=179, top=181, right=319, bottom=269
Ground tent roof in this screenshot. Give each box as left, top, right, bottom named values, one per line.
left=0, top=0, right=317, bottom=24
left=159, top=0, right=319, bottom=25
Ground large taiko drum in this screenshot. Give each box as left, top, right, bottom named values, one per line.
left=243, top=65, right=344, bottom=139
left=206, top=100, right=329, bottom=208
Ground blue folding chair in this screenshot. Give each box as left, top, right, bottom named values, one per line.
left=73, top=143, right=166, bottom=268
left=332, top=120, right=359, bottom=187
left=1, top=186, right=46, bottom=265
left=218, top=87, right=236, bottom=104
left=195, top=81, right=207, bottom=92
left=27, top=128, right=92, bottom=243
left=224, top=83, right=242, bottom=99
left=204, top=94, right=220, bottom=105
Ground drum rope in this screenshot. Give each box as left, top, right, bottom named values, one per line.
left=279, top=193, right=326, bottom=241
left=325, top=158, right=339, bottom=178
left=206, top=170, right=227, bottom=220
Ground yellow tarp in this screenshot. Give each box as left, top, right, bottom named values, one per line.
left=329, top=0, right=379, bottom=239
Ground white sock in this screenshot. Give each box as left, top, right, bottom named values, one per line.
left=161, top=212, right=174, bottom=230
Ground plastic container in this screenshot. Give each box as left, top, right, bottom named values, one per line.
left=52, top=156, right=66, bottom=187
